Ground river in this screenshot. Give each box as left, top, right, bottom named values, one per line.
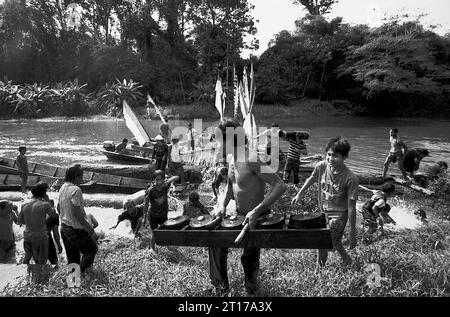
left=1, top=116, right=449, bottom=175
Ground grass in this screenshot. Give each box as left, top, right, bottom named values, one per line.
left=2, top=181, right=450, bottom=297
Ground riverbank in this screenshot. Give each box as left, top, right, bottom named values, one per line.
left=1, top=181, right=449, bottom=297
left=0, top=99, right=355, bottom=121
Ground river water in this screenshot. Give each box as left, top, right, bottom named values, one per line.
left=1, top=116, right=449, bottom=175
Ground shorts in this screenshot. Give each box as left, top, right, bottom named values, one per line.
left=149, top=214, right=168, bottom=230
left=388, top=151, right=403, bottom=164
left=361, top=204, right=378, bottom=230
left=326, top=212, right=348, bottom=249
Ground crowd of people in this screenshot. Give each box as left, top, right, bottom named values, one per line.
left=0, top=118, right=448, bottom=296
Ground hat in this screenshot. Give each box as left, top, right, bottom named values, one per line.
left=155, top=135, right=164, bottom=141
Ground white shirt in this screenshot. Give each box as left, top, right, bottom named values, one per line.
left=58, top=182, right=88, bottom=230
left=171, top=143, right=182, bottom=163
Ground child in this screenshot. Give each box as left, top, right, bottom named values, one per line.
left=17, top=146, right=29, bottom=193
left=19, top=182, right=56, bottom=264
left=0, top=201, right=19, bottom=263
left=144, top=170, right=179, bottom=252
left=152, top=135, right=169, bottom=172
left=291, top=136, right=359, bottom=266
left=211, top=166, right=228, bottom=201
left=383, top=128, right=408, bottom=180
left=45, top=199, right=63, bottom=267
left=111, top=200, right=144, bottom=238
left=361, top=183, right=396, bottom=234
left=115, top=138, right=129, bottom=154
left=281, top=131, right=309, bottom=185
left=183, top=192, right=209, bottom=218
left=168, top=136, right=186, bottom=185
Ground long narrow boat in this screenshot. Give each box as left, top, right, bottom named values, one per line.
left=100, top=149, right=152, bottom=164
left=0, top=157, right=150, bottom=194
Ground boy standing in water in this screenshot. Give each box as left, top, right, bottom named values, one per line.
left=0, top=201, right=19, bottom=263
left=292, top=137, right=359, bottom=266
left=17, top=146, right=29, bottom=193
left=383, top=128, right=408, bottom=180
left=144, top=170, right=179, bottom=253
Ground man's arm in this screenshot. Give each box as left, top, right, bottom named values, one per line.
left=291, top=176, right=316, bottom=204
left=52, top=225, right=63, bottom=253
left=165, top=175, right=180, bottom=185
left=10, top=204, right=19, bottom=224
left=297, top=131, right=310, bottom=140
left=18, top=206, right=24, bottom=226
left=348, top=198, right=357, bottom=249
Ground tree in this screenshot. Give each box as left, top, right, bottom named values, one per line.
left=292, top=0, right=338, bottom=16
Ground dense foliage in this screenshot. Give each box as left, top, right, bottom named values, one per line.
left=0, top=0, right=449, bottom=117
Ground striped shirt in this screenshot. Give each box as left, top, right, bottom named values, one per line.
left=284, top=131, right=309, bottom=161
left=287, top=140, right=307, bottom=161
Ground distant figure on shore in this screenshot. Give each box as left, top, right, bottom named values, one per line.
left=17, top=146, right=29, bottom=193
left=19, top=182, right=56, bottom=265
left=115, top=138, right=129, bottom=154
left=185, top=122, right=199, bottom=151
left=280, top=130, right=309, bottom=185
left=402, top=148, right=430, bottom=179
left=0, top=201, right=19, bottom=263
left=414, top=161, right=448, bottom=188
left=183, top=192, right=209, bottom=218
left=152, top=135, right=168, bottom=172
left=292, top=136, right=359, bottom=266
left=361, top=183, right=396, bottom=234
left=168, top=136, right=186, bottom=185
left=111, top=200, right=144, bottom=238
left=211, top=166, right=228, bottom=201
left=383, top=128, right=408, bottom=180
left=254, top=123, right=280, bottom=157
left=160, top=122, right=171, bottom=144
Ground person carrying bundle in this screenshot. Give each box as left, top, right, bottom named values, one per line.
left=152, top=135, right=168, bottom=172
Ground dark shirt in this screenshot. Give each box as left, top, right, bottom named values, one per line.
left=183, top=201, right=209, bottom=218
left=115, top=142, right=127, bottom=153
left=16, top=154, right=28, bottom=174
left=146, top=184, right=171, bottom=218
left=152, top=142, right=168, bottom=159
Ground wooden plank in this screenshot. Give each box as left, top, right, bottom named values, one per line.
left=154, top=226, right=333, bottom=249
left=392, top=177, right=434, bottom=196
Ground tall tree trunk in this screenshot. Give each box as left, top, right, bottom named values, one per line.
left=318, top=60, right=327, bottom=101
left=302, top=68, right=312, bottom=98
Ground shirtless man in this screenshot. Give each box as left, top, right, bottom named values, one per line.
left=209, top=118, right=286, bottom=296
left=383, top=128, right=408, bottom=180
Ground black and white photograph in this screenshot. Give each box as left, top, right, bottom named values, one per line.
left=0, top=0, right=449, bottom=303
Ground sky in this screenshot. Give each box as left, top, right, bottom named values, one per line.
left=243, top=0, right=450, bottom=57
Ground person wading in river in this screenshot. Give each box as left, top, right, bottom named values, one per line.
left=208, top=118, right=286, bottom=296
left=383, top=128, right=408, bottom=180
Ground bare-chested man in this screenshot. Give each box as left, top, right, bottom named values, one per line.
left=209, top=118, right=286, bottom=296
left=383, top=128, right=408, bottom=180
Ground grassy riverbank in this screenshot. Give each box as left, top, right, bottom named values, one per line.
left=1, top=181, right=449, bottom=297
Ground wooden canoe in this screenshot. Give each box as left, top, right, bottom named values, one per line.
left=0, top=157, right=150, bottom=194
left=100, top=149, right=152, bottom=164
left=153, top=214, right=333, bottom=249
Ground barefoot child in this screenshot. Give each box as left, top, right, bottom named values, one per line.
left=144, top=170, right=179, bottom=252
left=360, top=183, right=396, bottom=234
left=0, top=201, right=19, bottom=263
left=383, top=128, right=408, bottom=180
left=110, top=200, right=144, bottom=238
left=183, top=192, right=209, bottom=218
left=292, top=137, right=359, bottom=266
left=17, top=146, right=29, bottom=193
